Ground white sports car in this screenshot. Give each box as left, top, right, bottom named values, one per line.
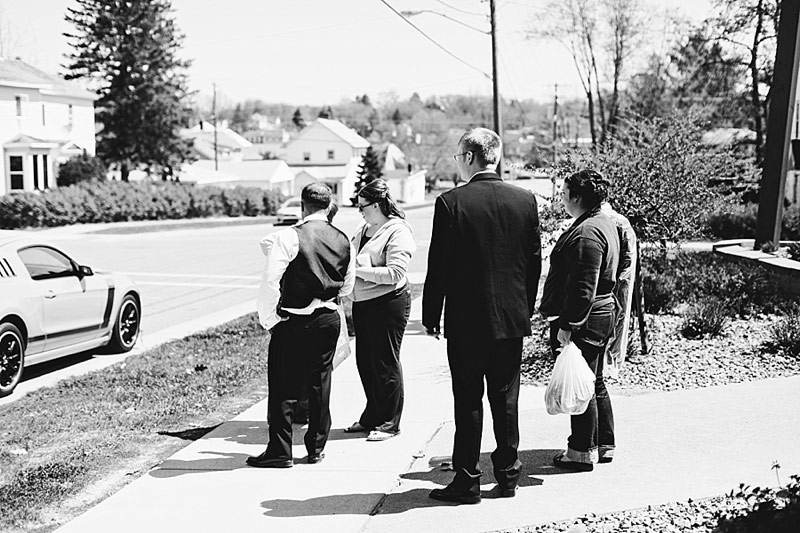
left=0, top=230, right=141, bottom=397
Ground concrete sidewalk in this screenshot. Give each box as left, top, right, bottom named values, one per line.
left=55, top=297, right=800, bottom=533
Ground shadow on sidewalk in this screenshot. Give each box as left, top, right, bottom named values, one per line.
left=256, top=448, right=575, bottom=518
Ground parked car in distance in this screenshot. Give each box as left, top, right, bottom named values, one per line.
left=0, top=231, right=141, bottom=397
left=276, top=197, right=302, bottom=225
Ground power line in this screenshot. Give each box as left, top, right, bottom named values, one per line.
left=378, top=0, right=492, bottom=81
left=433, top=0, right=487, bottom=17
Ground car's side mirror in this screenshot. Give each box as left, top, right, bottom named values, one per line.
left=78, top=265, right=94, bottom=278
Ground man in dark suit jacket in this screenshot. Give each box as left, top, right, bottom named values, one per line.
left=423, top=127, right=541, bottom=504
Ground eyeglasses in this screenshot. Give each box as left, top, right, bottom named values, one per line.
left=357, top=202, right=376, bottom=212
left=452, top=151, right=471, bottom=162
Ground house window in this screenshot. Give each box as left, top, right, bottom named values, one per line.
left=9, top=156, right=24, bottom=190
left=33, top=155, right=40, bottom=190
left=68, top=104, right=73, bottom=124
left=327, top=150, right=335, bottom=160
left=15, top=96, right=23, bottom=117
left=303, top=152, right=310, bottom=162
left=42, top=155, right=49, bottom=189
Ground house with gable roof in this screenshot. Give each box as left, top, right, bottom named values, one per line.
left=286, top=118, right=369, bottom=205
left=0, top=57, right=97, bottom=196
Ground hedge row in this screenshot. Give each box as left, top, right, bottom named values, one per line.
left=0, top=181, right=284, bottom=229
left=706, top=202, right=800, bottom=241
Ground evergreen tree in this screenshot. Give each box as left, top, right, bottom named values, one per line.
left=64, top=0, right=193, bottom=181
left=318, top=105, right=334, bottom=119
left=351, top=146, right=382, bottom=205
left=292, top=107, right=306, bottom=130
left=391, top=108, right=403, bottom=125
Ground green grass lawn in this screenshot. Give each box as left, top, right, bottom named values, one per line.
left=0, top=314, right=270, bottom=533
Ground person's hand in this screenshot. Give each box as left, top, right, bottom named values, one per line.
left=557, top=328, right=572, bottom=347
left=425, top=325, right=441, bottom=340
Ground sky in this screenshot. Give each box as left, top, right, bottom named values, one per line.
left=0, top=0, right=714, bottom=108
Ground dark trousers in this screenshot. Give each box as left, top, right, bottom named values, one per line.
left=352, top=288, right=411, bottom=433
left=549, top=305, right=616, bottom=460
left=446, top=334, right=522, bottom=476
left=265, top=309, right=339, bottom=459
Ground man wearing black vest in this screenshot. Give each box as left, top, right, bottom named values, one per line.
left=248, top=183, right=355, bottom=468
left=423, top=128, right=542, bottom=502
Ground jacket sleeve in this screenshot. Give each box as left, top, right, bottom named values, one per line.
left=355, top=225, right=416, bottom=285
left=422, top=196, right=451, bottom=331
left=559, top=234, right=604, bottom=331
left=526, top=197, right=542, bottom=317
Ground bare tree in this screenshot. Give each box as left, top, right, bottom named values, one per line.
left=602, top=0, right=644, bottom=142
left=711, top=0, right=781, bottom=166
left=530, top=0, right=645, bottom=147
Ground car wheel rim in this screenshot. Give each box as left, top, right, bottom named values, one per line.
left=118, top=300, right=140, bottom=349
left=0, top=330, right=23, bottom=390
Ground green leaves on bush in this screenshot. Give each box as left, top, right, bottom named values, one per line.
left=706, top=203, right=800, bottom=241
left=0, top=181, right=284, bottom=229
left=56, top=153, right=108, bottom=187
left=763, top=309, right=800, bottom=358
left=714, top=475, right=800, bottom=533
left=641, top=249, right=797, bottom=316
left=556, top=113, right=750, bottom=245
left=681, top=298, right=729, bottom=339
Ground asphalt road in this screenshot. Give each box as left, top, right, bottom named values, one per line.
left=40, top=204, right=434, bottom=338
left=7, top=178, right=550, bottom=401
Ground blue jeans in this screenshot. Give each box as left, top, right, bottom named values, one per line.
left=549, top=297, right=616, bottom=463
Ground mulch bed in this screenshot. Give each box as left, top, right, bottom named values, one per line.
left=521, top=314, right=800, bottom=394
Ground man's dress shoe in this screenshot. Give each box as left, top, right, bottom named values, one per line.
left=429, top=469, right=481, bottom=504
left=307, top=452, right=325, bottom=464
left=246, top=452, right=292, bottom=468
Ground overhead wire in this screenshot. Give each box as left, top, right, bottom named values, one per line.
left=377, top=0, right=492, bottom=81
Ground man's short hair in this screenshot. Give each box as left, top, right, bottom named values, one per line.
left=459, top=127, right=502, bottom=167
left=301, top=182, right=332, bottom=213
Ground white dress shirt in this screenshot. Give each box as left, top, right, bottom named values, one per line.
left=256, top=212, right=355, bottom=330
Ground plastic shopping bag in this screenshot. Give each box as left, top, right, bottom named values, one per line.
left=545, top=341, right=596, bottom=415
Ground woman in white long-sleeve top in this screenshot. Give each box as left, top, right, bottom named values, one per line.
left=345, top=179, right=416, bottom=441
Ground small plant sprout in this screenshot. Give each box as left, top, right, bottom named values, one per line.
left=772, top=461, right=782, bottom=487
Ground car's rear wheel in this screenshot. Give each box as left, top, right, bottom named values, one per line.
left=107, top=294, right=140, bottom=353
left=0, top=322, right=24, bottom=398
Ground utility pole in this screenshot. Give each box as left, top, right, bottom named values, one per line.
left=755, top=0, right=800, bottom=247
left=552, top=83, right=559, bottom=199
left=212, top=82, right=219, bottom=172
left=489, top=0, right=502, bottom=175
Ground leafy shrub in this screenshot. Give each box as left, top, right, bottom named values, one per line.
left=787, top=242, right=800, bottom=262
left=640, top=249, right=796, bottom=316
left=556, top=112, right=746, bottom=245
left=714, top=475, right=800, bottom=533
left=56, top=153, right=108, bottom=186
left=706, top=203, right=758, bottom=240
left=706, top=203, right=800, bottom=241
left=763, top=309, right=800, bottom=358
left=0, top=181, right=284, bottom=229
left=681, top=298, right=729, bottom=339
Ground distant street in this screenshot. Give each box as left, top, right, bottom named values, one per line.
left=42, top=204, right=435, bottom=339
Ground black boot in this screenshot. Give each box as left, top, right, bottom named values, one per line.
left=494, top=459, right=522, bottom=497
left=429, top=469, right=481, bottom=504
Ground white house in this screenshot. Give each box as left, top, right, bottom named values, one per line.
left=285, top=118, right=370, bottom=205
left=0, top=58, right=97, bottom=195
left=181, top=121, right=252, bottom=163
left=183, top=159, right=295, bottom=196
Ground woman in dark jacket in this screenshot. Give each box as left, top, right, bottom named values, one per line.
left=539, top=169, right=620, bottom=471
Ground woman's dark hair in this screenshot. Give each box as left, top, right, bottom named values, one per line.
left=357, top=179, right=405, bottom=219
left=564, top=169, right=610, bottom=209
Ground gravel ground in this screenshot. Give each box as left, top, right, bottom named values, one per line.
left=515, top=313, right=800, bottom=533
left=496, top=495, right=755, bottom=533
left=521, top=314, right=800, bottom=395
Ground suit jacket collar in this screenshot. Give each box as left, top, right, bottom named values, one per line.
left=467, top=170, right=501, bottom=183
